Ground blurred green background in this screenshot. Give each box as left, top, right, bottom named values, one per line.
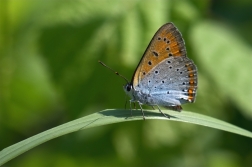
left=0, top=0, right=252, bottom=166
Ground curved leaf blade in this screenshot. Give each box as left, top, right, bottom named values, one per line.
left=1, top=109, right=251, bottom=166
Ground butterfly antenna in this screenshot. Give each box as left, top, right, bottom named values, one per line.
left=98, top=60, right=130, bottom=83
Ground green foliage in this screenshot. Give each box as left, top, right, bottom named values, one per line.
left=0, top=0, right=251, bottom=166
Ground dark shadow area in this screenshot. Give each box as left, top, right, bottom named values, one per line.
left=99, top=109, right=178, bottom=119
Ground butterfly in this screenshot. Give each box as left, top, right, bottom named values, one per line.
left=100, top=22, right=198, bottom=120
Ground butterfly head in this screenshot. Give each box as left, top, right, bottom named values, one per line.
left=123, top=83, right=134, bottom=99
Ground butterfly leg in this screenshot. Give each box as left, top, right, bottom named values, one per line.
left=138, top=102, right=146, bottom=120
left=129, top=100, right=133, bottom=117
left=156, top=105, right=170, bottom=119
left=151, top=106, right=155, bottom=110
left=124, top=99, right=128, bottom=109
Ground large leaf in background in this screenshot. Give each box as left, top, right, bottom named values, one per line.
left=190, top=21, right=252, bottom=118
left=0, top=1, right=58, bottom=131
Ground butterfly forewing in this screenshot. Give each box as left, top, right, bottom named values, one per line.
left=132, top=23, right=186, bottom=87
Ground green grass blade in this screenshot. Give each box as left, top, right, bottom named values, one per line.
left=1, top=109, right=252, bottom=165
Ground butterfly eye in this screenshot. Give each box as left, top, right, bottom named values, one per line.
left=126, top=85, right=132, bottom=91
